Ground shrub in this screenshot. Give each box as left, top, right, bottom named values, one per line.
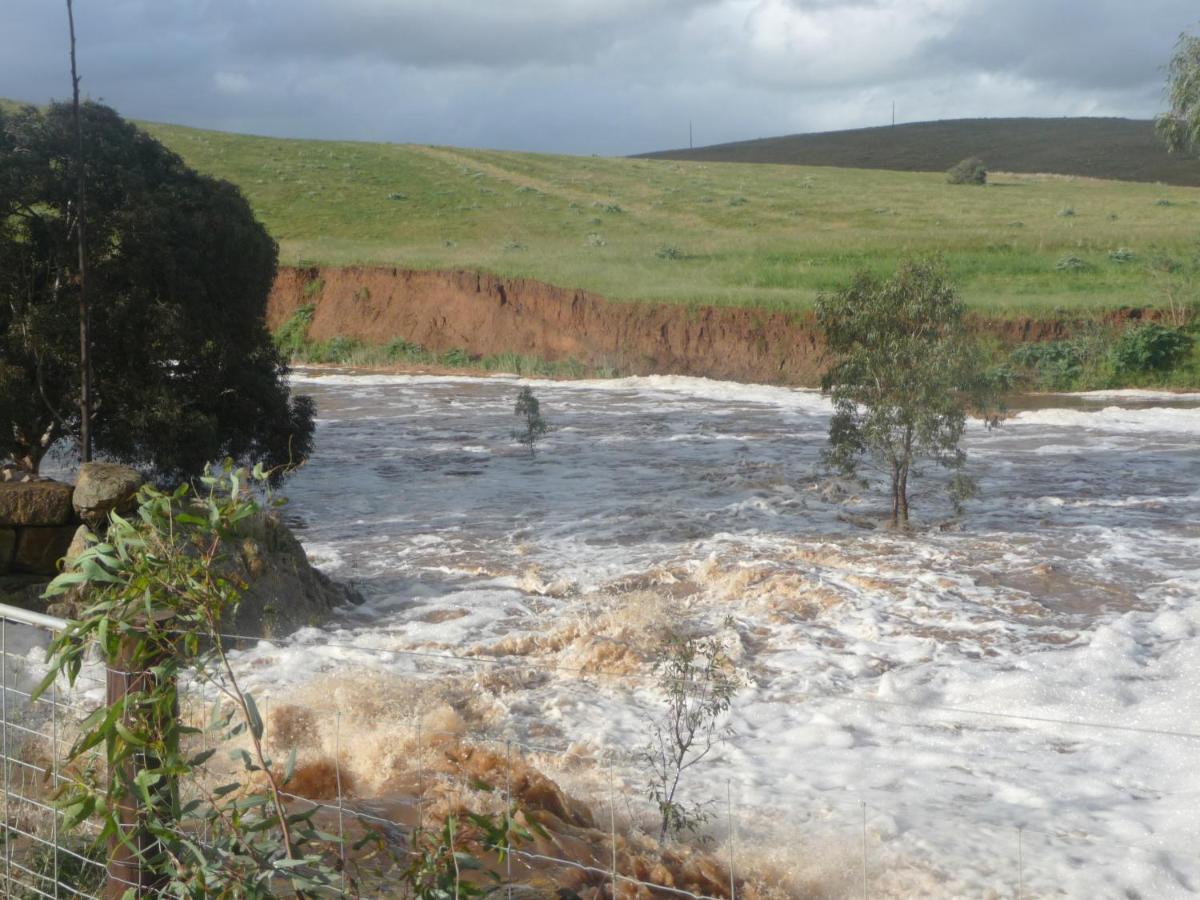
left=1111, top=323, right=1193, bottom=374
left=946, top=157, right=987, bottom=185
left=656, top=245, right=685, bottom=260
left=1057, top=207, right=1076, bottom=217
left=1055, top=255, right=1091, bottom=272
left=1108, top=247, right=1137, bottom=264
left=302, top=276, right=326, bottom=298
left=274, top=304, right=316, bottom=359
left=639, top=634, right=740, bottom=840
left=441, top=347, right=473, bottom=367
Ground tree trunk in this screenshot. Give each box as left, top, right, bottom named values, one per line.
left=67, top=0, right=93, bottom=464
left=897, top=464, right=909, bottom=524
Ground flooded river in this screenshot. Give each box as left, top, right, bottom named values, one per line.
left=233, top=372, right=1200, bottom=898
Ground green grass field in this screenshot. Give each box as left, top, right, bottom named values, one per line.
left=143, top=120, right=1199, bottom=315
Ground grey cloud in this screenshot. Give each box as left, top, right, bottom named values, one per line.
left=924, top=0, right=1198, bottom=91
left=0, top=0, right=1192, bottom=156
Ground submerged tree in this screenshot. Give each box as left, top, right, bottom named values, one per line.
left=639, top=633, right=739, bottom=841
left=815, top=259, right=1000, bottom=526
left=512, top=386, right=549, bottom=456
left=1157, top=30, right=1200, bottom=157
left=0, top=102, right=313, bottom=479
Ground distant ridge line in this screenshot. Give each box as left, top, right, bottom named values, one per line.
left=637, top=117, right=1200, bottom=187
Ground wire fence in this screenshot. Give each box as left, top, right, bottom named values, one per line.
left=3, top=601, right=1199, bottom=898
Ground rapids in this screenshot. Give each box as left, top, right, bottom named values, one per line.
left=238, top=372, right=1200, bottom=898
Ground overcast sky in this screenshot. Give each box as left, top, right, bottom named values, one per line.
left=2, top=1, right=1196, bottom=155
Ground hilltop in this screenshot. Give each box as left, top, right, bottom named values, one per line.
left=3, top=100, right=1198, bottom=313
left=639, top=118, right=1200, bottom=187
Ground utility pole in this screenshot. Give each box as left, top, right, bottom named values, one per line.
left=67, top=0, right=92, bottom=462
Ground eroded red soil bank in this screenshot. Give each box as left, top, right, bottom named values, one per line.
left=266, top=266, right=1145, bottom=385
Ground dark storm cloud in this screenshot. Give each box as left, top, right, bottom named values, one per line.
left=1, top=0, right=1196, bottom=155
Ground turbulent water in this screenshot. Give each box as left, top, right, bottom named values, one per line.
left=234, top=372, right=1199, bottom=898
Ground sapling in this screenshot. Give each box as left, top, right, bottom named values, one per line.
left=639, top=633, right=740, bottom=841
left=512, top=387, right=550, bottom=457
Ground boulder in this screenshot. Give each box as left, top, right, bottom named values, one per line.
left=13, top=525, right=76, bottom=575
left=230, top=513, right=362, bottom=639
left=0, top=481, right=74, bottom=527
left=47, top=512, right=359, bottom=639
left=73, top=463, right=144, bottom=524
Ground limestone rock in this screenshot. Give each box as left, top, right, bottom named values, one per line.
left=0, top=481, right=74, bottom=527
left=13, top=526, right=76, bottom=575
left=73, top=463, right=144, bottom=524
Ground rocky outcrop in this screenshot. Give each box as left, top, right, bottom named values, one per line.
left=227, top=512, right=362, bottom=639
left=0, top=463, right=357, bottom=639
left=46, top=508, right=359, bottom=638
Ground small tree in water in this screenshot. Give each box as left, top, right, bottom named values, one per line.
left=815, top=259, right=1000, bottom=526
left=512, top=386, right=550, bottom=456
left=640, top=633, right=740, bottom=841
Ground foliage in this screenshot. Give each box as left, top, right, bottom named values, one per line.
left=1009, top=337, right=1102, bottom=390
left=274, top=305, right=316, bottom=360
left=512, top=387, right=550, bottom=457
left=946, top=157, right=987, bottom=185
left=1111, top=322, right=1193, bottom=374
left=815, top=259, right=1001, bottom=525
left=639, top=633, right=740, bottom=842
left=1157, top=31, right=1200, bottom=157
left=401, top=809, right=537, bottom=899
left=1108, top=247, right=1136, bottom=264
left=656, top=245, right=685, bottom=260
left=35, top=466, right=350, bottom=897
left=0, top=102, right=313, bottom=479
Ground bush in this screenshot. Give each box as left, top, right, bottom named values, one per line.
left=1108, top=247, right=1137, bottom=264
left=656, top=245, right=685, bottom=260
left=1111, top=323, right=1193, bottom=374
left=274, top=304, right=316, bottom=359
left=1055, top=255, right=1091, bottom=272
left=946, top=157, right=987, bottom=185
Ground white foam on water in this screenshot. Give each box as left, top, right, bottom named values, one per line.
left=246, top=373, right=1200, bottom=897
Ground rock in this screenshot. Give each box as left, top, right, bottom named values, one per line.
left=63, top=525, right=91, bottom=566
left=0, top=481, right=75, bottom=527
left=229, top=513, right=362, bottom=639
left=73, top=463, right=144, bottom=524
left=0, top=528, right=14, bottom=573
left=13, top=525, right=76, bottom=575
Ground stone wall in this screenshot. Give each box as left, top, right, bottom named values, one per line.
left=0, top=480, right=79, bottom=576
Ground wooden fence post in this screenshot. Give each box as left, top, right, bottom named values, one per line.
left=105, top=617, right=177, bottom=898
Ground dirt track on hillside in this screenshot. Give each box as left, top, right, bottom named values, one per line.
left=267, top=266, right=1145, bottom=386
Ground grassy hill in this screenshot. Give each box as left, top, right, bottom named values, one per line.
left=638, top=118, right=1200, bottom=187
left=4, top=100, right=1198, bottom=314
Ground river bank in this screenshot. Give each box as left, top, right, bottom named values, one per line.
left=267, top=265, right=1199, bottom=391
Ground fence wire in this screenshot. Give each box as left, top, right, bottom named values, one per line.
left=3, top=602, right=1199, bottom=899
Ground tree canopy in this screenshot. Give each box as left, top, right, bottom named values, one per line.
left=1157, top=31, right=1200, bottom=157
left=816, top=259, right=999, bottom=526
left=0, top=101, right=313, bottom=479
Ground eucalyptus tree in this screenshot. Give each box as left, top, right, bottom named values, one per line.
left=815, top=259, right=1000, bottom=526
